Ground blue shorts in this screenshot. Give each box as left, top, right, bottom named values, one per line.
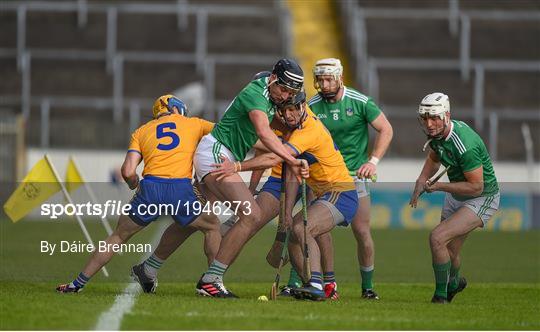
left=314, top=190, right=358, bottom=226
left=128, top=176, right=199, bottom=227
left=261, top=176, right=305, bottom=202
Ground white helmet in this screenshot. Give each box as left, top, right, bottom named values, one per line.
left=313, top=58, right=343, bottom=99
left=313, top=58, right=343, bottom=78
left=418, top=92, right=450, bottom=120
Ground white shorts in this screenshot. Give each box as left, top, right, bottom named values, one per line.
left=194, top=134, right=237, bottom=182
left=354, top=177, right=371, bottom=198
left=441, top=192, right=500, bottom=226
left=314, top=200, right=345, bottom=226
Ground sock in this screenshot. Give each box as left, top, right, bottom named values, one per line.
left=448, top=265, right=460, bottom=292
left=309, top=271, right=323, bottom=290
left=143, top=254, right=164, bottom=279
left=323, top=271, right=336, bottom=285
left=202, top=260, right=228, bottom=283
left=360, top=265, right=374, bottom=290
left=433, top=261, right=451, bottom=298
left=287, top=267, right=302, bottom=288
left=71, top=272, right=90, bottom=288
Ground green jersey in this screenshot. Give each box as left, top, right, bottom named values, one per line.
left=212, top=77, right=276, bottom=161
left=429, top=120, right=499, bottom=201
left=308, top=87, right=382, bottom=176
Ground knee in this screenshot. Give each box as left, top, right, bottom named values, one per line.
left=112, top=226, right=132, bottom=243
left=241, top=204, right=261, bottom=224
left=234, top=215, right=262, bottom=238
left=429, top=230, right=446, bottom=250
left=352, top=220, right=371, bottom=241
left=200, top=222, right=219, bottom=235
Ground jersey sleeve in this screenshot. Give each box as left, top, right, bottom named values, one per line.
left=127, top=128, right=142, bottom=155
left=459, top=147, right=482, bottom=173
left=199, top=118, right=215, bottom=136
left=363, top=98, right=382, bottom=123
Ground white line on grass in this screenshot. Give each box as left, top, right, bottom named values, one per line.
left=94, top=283, right=140, bottom=330
left=94, top=220, right=169, bottom=331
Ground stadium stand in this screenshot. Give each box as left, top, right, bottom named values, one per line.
left=0, top=0, right=538, bottom=161
left=0, top=0, right=290, bottom=149
left=339, top=0, right=540, bottom=161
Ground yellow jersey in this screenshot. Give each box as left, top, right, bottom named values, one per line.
left=270, top=108, right=354, bottom=197
left=128, top=114, right=214, bottom=179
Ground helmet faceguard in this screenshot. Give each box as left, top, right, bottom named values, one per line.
left=418, top=92, right=450, bottom=139
left=153, top=95, right=188, bottom=119
left=276, top=90, right=307, bottom=129
left=313, top=58, right=343, bottom=100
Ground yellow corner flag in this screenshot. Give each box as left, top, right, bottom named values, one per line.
left=3, top=157, right=62, bottom=223
left=65, top=157, right=84, bottom=193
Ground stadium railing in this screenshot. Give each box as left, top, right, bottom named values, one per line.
left=340, top=0, right=540, bottom=86
left=338, top=0, right=540, bottom=162
left=0, top=0, right=292, bottom=123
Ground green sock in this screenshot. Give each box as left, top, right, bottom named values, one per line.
left=448, top=265, right=460, bottom=292
left=287, top=267, right=302, bottom=287
left=360, top=266, right=374, bottom=290
left=433, top=261, right=451, bottom=298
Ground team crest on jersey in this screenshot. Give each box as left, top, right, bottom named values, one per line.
left=317, top=113, right=327, bottom=119
left=346, top=108, right=353, bottom=116
left=437, top=147, right=444, bottom=156
left=447, top=151, right=453, bottom=159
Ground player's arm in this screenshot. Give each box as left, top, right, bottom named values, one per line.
left=248, top=148, right=267, bottom=194
left=211, top=146, right=296, bottom=180
left=252, top=139, right=271, bottom=152
left=249, top=110, right=301, bottom=168
left=121, top=151, right=142, bottom=190
left=426, top=167, right=484, bottom=197
left=410, top=150, right=440, bottom=208
left=357, top=113, right=393, bottom=179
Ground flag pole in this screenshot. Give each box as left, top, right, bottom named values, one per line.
left=70, top=156, right=114, bottom=236
left=44, top=154, right=109, bottom=278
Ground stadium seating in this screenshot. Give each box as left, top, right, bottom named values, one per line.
left=1, top=0, right=538, bottom=159
left=0, top=0, right=284, bottom=149
left=340, top=0, right=540, bottom=161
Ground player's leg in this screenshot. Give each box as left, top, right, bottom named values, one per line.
left=134, top=181, right=222, bottom=292
left=205, top=173, right=263, bottom=262
left=57, top=214, right=145, bottom=293
left=281, top=187, right=316, bottom=295
left=429, top=207, right=482, bottom=303
left=290, top=189, right=358, bottom=301
left=444, top=193, right=499, bottom=302
left=197, top=175, right=277, bottom=297
left=288, top=202, right=335, bottom=297
left=351, top=180, right=378, bottom=299
left=194, top=135, right=266, bottom=293
left=153, top=223, right=197, bottom=266
left=316, top=233, right=339, bottom=299
left=446, top=234, right=468, bottom=302
left=148, top=212, right=219, bottom=269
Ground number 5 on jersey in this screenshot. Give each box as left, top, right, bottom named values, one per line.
left=156, top=122, right=180, bottom=150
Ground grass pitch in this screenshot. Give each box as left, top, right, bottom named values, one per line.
left=1, top=218, right=539, bottom=330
